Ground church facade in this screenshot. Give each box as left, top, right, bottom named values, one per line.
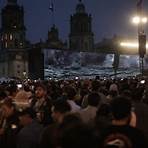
left=0, top=0, right=29, bottom=79
left=69, top=0, right=94, bottom=51
left=0, top=0, right=95, bottom=79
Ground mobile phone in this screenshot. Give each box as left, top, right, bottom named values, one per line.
left=140, top=80, right=145, bottom=84
left=17, top=84, right=22, bottom=89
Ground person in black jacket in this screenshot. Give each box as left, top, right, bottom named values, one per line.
left=17, top=107, right=43, bottom=148
left=99, top=96, right=148, bottom=148
left=31, top=83, right=53, bottom=126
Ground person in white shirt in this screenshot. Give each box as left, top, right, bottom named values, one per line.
left=79, top=92, right=100, bottom=123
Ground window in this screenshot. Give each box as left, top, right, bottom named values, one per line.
left=10, top=34, right=13, bottom=40
left=5, top=34, right=7, bottom=40
left=5, top=42, right=8, bottom=48
left=16, top=55, right=22, bottom=60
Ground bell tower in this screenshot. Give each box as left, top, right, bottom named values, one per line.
left=69, top=0, right=94, bottom=51
left=0, top=0, right=28, bottom=79
left=0, top=0, right=26, bottom=49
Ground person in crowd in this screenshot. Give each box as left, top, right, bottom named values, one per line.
left=0, top=91, right=7, bottom=102
left=131, top=87, right=148, bottom=140
left=39, top=99, right=71, bottom=148
left=106, top=82, right=119, bottom=103
left=60, top=122, right=99, bottom=148
left=95, top=103, right=112, bottom=134
left=99, top=96, right=148, bottom=148
left=79, top=92, right=101, bottom=124
left=82, top=80, right=106, bottom=108
left=14, top=87, right=32, bottom=108
left=0, top=98, right=21, bottom=148
left=106, top=90, right=118, bottom=103
left=17, top=107, right=43, bottom=148
left=6, top=83, right=18, bottom=100
left=76, top=79, right=90, bottom=106
left=31, top=83, right=53, bottom=126
left=64, top=86, right=81, bottom=113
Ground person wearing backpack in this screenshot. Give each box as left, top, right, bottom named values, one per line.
left=99, top=96, right=148, bottom=148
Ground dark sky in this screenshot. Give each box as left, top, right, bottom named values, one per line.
left=0, top=0, right=148, bottom=43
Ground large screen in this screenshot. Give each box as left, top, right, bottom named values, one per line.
left=43, top=49, right=148, bottom=78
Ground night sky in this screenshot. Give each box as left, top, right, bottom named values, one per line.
left=0, top=0, right=148, bottom=44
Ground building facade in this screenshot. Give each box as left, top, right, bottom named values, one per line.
left=69, top=0, right=94, bottom=51
left=45, top=24, right=66, bottom=49
left=0, top=0, right=28, bottom=79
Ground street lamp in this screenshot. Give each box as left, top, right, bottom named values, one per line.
left=132, top=15, right=147, bottom=75
left=132, top=16, right=147, bottom=24
left=131, top=0, right=147, bottom=76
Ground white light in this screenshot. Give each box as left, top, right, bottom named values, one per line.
left=132, top=16, right=148, bottom=24
left=133, top=16, right=140, bottom=24
left=120, top=42, right=148, bottom=49
left=120, top=42, right=138, bottom=48
left=141, top=17, right=148, bottom=24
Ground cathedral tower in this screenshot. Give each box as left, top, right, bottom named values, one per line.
left=0, top=0, right=28, bottom=78
left=69, top=0, right=94, bottom=51
left=0, top=0, right=26, bottom=49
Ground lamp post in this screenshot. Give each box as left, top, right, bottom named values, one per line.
left=132, top=1, right=147, bottom=76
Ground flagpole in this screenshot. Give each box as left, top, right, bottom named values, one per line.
left=49, top=0, right=55, bottom=26
left=137, top=0, right=143, bottom=34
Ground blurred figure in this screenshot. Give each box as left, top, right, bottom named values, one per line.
left=82, top=80, right=106, bottom=108
left=64, top=86, right=81, bottom=113
left=39, top=99, right=71, bottom=148
left=0, top=91, right=7, bottom=102
left=31, top=83, right=53, bottom=126
left=99, top=96, right=148, bottom=148
left=95, top=103, right=112, bottom=134
left=17, top=107, right=43, bottom=148
left=132, top=88, right=148, bottom=140
left=79, top=92, right=100, bottom=124
left=0, top=98, right=21, bottom=148
left=6, top=84, right=18, bottom=100
left=60, top=123, right=98, bottom=148
left=15, top=89, right=32, bottom=109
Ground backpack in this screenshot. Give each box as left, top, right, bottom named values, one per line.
left=103, top=132, right=132, bottom=148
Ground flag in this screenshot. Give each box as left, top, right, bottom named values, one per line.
left=49, top=3, right=54, bottom=12
left=137, top=0, right=143, bottom=9
left=137, top=0, right=143, bottom=13
left=137, top=0, right=143, bottom=7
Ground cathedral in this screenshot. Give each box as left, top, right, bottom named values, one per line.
left=69, top=0, right=94, bottom=51
left=0, top=0, right=94, bottom=79
left=0, top=0, right=29, bottom=79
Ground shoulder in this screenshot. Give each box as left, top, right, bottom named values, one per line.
left=100, top=125, right=148, bottom=148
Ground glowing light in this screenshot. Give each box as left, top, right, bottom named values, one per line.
left=132, top=16, right=148, bottom=25
left=132, top=16, right=140, bottom=24
left=120, top=42, right=148, bottom=49
left=141, top=17, right=148, bottom=23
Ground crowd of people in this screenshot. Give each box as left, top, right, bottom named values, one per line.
left=0, top=76, right=148, bottom=148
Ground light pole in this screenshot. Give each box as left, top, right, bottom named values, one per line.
left=132, top=1, right=147, bottom=76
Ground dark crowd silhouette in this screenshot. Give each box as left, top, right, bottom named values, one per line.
left=0, top=76, right=148, bottom=148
